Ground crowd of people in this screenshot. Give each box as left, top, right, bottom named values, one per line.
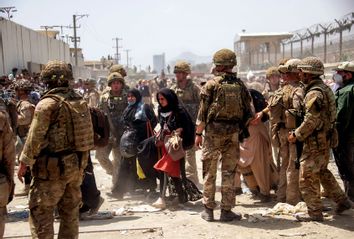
left=0, top=48, right=353, bottom=238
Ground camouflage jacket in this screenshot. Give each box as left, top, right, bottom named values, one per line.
left=0, top=110, right=16, bottom=180
left=19, top=87, right=93, bottom=166
left=16, top=99, right=35, bottom=138
left=294, top=79, right=335, bottom=151
left=170, top=79, right=200, bottom=122
left=99, top=88, right=128, bottom=139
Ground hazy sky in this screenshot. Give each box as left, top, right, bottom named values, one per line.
left=2, top=0, right=354, bottom=67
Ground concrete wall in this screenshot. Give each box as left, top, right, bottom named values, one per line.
left=0, top=18, right=70, bottom=76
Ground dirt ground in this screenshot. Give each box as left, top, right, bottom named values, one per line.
left=4, top=151, right=354, bottom=239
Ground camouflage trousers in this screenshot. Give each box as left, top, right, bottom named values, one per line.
left=185, top=146, right=199, bottom=185
left=0, top=175, right=9, bottom=239
left=95, top=140, right=121, bottom=192
left=202, top=132, right=239, bottom=210
left=29, top=159, right=83, bottom=239
left=277, top=128, right=301, bottom=205
left=300, top=148, right=347, bottom=217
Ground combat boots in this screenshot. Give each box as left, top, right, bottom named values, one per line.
left=335, top=199, right=352, bottom=214
left=220, top=209, right=242, bottom=222
left=201, top=205, right=214, bottom=222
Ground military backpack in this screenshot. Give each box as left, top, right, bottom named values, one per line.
left=207, top=74, right=245, bottom=122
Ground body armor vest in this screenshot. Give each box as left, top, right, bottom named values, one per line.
left=42, top=89, right=94, bottom=152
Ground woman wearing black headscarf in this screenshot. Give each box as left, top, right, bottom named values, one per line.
left=115, top=88, right=157, bottom=198
left=152, top=88, right=201, bottom=208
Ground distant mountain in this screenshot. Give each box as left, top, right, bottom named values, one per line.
left=169, top=51, right=211, bottom=65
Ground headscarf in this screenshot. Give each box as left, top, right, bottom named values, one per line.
left=122, top=88, right=144, bottom=122
left=156, top=88, right=179, bottom=113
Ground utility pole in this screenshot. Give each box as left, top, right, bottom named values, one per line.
left=0, top=6, right=17, bottom=20
left=73, top=14, right=88, bottom=66
left=112, top=37, right=122, bottom=64
left=124, top=49, right=131, bottom=69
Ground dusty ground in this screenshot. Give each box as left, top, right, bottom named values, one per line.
left=4, top=151, right=354, bottom=239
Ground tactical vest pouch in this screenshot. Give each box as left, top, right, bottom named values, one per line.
left=0, top=174, right=9, bottom=207
left=46, top=157, right=61, bottom=180
left=306, top=131, right=327, bottom=152
left=269, top=93, right=284, bottom=124
left=285, top=109, right=296, bottom=129
left=32, top=155, right=49, bottom=180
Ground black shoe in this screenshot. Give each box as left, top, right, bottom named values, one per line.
left=235, top=187, right=243, bottom=195
left=336, top=199, right=352, bottom=214
left=220, top=209, right=242, bottom=222
left=295, top=214, right=324, bottom=222
left=201, top=206, right=214, bottom=222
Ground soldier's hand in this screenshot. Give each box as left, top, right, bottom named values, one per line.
left=17, top=161, right=27, bottom=183
left=195, top=135, right=203, bottom=149
left=288, top=131, right=297, bottom=143
left=250, top=112, right=262, bottom=125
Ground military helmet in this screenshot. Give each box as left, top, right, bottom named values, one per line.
left=297, top=57, right=324, bottom=75
left=40, top=60, right=73, bottom=83
left=14, top=79, right=33, bottom=92
left=85, top=78, right=97, bottom=86
left=266, top=66, right=280, bottom=79
left=278, top=58, right=302, bottom=73
left=109, top=64, right=127, bottom=77
left=174, top=61, right=191, bottom=74
left=213, top=49, right=237, bottom=67
left=107, top=72, right=124, bottom=86
left=278, top=58, right=290, bottom=66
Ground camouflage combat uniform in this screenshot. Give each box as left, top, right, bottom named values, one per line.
left=275, top=59, right=304, bottom=205
left=96, top=72, right=128, bottom=193
left=171, top=76, right=200, bottom=185
left=197, top=72, right=252, bottom=211
left=0, top=108, right=16, bottom=238
left=294, top=57, right=348, bottom=219
left=15, top=96, right=35, bottom=196
left=19, top=61, right=94, bottom=238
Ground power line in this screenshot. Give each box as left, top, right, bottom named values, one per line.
left=73, top=14, right=89, bottom=66
left=112, top=37, right=122, bottom=64
left=124, top=49, right=131, bottom=69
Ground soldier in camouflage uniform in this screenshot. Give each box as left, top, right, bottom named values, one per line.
left=262, top=67, right=282, bottom=180
left=171, top=61, right=200, bottom=185
left=83, top=78, right=100, bottom=108
left=276, top=59, right=304, bottom=205
left=262, top=66, right=281, bottom=101
left=13, top=79, right=35, bottom=197
left=0, top=104, right=16, bottom=239
left=288, top=57, right=351, bottom=221
left=96, top=72, right=128, bottom=196
left=195, top=49, right=252, bottom=222
left=17, top=60, right=94, bottom=238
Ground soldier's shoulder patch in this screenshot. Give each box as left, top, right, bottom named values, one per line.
left=305, top=97, right=318, bottom=109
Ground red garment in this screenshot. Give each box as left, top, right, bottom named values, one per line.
left=154, top=146, right=180, bottom=178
